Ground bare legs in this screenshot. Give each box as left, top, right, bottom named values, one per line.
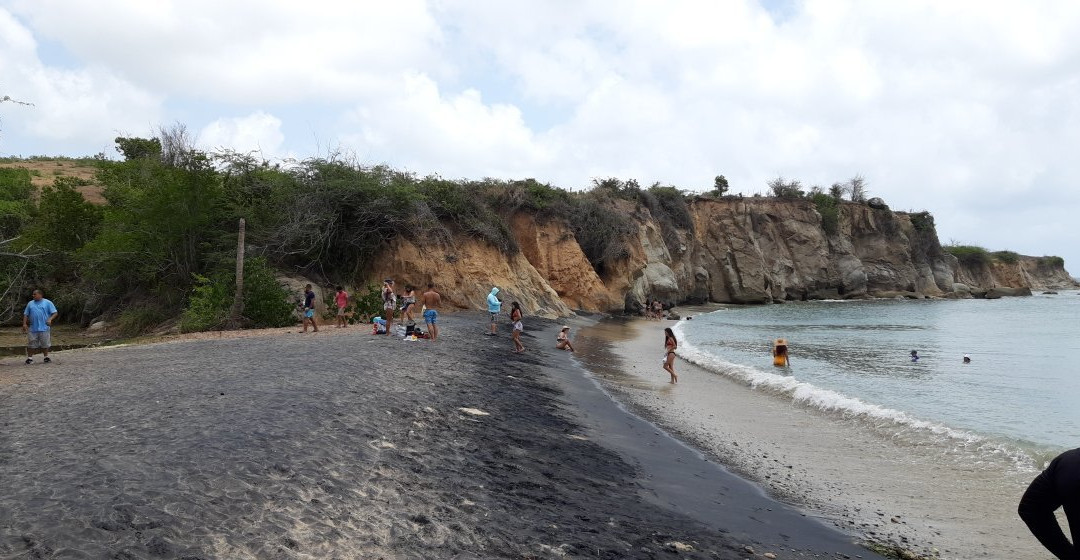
left=663, top=353, right=678, bottom=384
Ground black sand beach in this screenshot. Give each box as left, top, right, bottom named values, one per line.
left=1, top=312, right=881, bottom=559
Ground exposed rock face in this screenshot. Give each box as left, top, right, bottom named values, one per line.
left=381, top=234, right=572, bottom=318
left=370, top=198, right=1075, bottom=315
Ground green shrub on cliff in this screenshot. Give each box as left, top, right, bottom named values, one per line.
left=945, top=245, right=990, bottom=266
left=1038, top=256, right=1065, bottom=268
left=811, top=192, right=840, bottom=235
left=768, top=176, right=805, bottom=199
left=991, top=250, right=1020, bottom=264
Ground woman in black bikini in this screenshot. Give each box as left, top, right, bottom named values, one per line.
left=510, top=301, right=525, bottom=353
left=663, top=327, right=678, bottom=384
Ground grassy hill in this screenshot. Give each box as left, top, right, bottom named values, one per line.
left=0, top=157, right=104, bottom=203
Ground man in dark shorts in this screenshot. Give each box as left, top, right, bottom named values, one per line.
left=23, top=289, right=58, bottom=364
left=302, top=284, right=318, bottom=332
left=421, top=283, right=441, bottom=341
left=1018, top=447, right=1080, bottom=559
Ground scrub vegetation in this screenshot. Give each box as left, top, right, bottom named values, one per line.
left=0, top=128, right=1064, bottom=334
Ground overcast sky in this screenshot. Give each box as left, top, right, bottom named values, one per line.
left=1, top=0, right=1078, bottom=275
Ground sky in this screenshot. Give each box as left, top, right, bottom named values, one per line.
left=1, top=0, right=1078, bottom=275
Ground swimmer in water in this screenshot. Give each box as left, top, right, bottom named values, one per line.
left=963, top=354, right=971, bottom=364
left=910, top=350, right=919, bottom=362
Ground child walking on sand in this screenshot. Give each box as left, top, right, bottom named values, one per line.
left=510, top=301, right=525, bottom=353
left=663, top=327, right=678, bottom=384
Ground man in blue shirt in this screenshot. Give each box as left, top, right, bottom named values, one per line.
left=23, top=289, right=58, bottom=364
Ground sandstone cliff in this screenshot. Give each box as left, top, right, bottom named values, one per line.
left=375, top=198, right=1076, bottom=317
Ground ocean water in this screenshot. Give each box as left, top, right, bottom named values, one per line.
left=673, top=291, right=1080, bottom=470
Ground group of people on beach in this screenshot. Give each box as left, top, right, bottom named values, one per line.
left=300, top=280, right=442, bottom=341
left=298, top=281, right=580, bottom=356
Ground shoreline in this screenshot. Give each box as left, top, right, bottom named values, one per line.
left=0, top=311, right=883, bottom=558
left=571, top=313, right=1042, bottom=559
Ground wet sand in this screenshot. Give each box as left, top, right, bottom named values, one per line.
left=1, top=312, right=881, bottom=559
left=574, top=316, right=1046, bottom=560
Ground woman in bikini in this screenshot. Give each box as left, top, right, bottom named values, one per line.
left=663, top=327, right=678, bottom=384
left=556, top=326, right=575, bottom=352
left=510, top=301, right=525, bottom=353
left=401, top=285, right=416, bottom=323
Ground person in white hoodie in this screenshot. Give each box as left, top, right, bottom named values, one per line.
left=486, top=287, right=502, bottom=335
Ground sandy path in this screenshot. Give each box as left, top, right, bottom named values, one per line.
left=1, top=313, right=766, bottom=559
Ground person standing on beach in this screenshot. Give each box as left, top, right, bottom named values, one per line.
left=401, top=285, right=416, bottom=324
left=486, top=287, right=501, bottom=335
left=23, top=289, right=58, bottom=364
left=663, top=327, right=678, bottom=384
left=382, top=279, right=397, bottom=335
left=334, top=286, right=349, bottom=328
left=1018, top=447, right=1080, bottom=559
left=421, top=283, right=441, bottom=341
left=510, top=301, right=525, bottom=353
left=302, top=284, right=318, bottom=332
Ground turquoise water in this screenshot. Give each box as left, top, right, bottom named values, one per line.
left=674, top=291, right=1080, bottom=466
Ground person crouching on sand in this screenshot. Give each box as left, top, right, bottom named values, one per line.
left=556, top=326, right=575, bottom=352
left=772, top=338, right=790, bottom=367
left=510, top=301, right=525, bottom=353
left=663, top=327, right=678, bottom=384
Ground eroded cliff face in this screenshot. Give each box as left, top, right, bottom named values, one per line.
left=374, top=199, right=1075, bottom=317
left=953, top=256, right=1078, bottom=293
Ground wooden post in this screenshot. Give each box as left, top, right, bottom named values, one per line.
left=229, top=218, right=245, bottom=327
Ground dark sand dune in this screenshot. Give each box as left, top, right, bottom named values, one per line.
left=0, top=314, right=878, bottom=559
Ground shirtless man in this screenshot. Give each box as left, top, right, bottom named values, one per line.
left=421, top=283, right=442, bottom=341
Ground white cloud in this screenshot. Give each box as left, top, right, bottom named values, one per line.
left=0, top=8, right=161, bottom=154
left=6, top=0, right=447, bottom=104
left=199, top=111, right=285, bottom=157
left=2, top=0, right=1080, bottom=270
left=343, top=73, right=551, bottom=178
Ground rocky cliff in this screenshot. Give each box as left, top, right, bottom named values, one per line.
left=376, top=197, right=1076, bottom=317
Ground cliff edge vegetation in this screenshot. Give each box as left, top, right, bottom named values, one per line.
left=1, top=132, right=1075, bottom=332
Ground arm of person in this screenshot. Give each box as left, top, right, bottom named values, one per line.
left=22, top=311, right=28, bottom=332
left=47, top=311, right=58, bottom=326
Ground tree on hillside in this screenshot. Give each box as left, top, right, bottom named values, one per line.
left=829, top=182, right=845, bottom=201
left=848, top=175, right=868, bottom=203
left=708, top=175, right=730, bottom=197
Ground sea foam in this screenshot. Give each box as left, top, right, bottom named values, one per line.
left=671, top=321, right=1042, bottom=471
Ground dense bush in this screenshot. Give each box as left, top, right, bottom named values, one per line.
left=180, top=257, right=294, bottom=332
left=767, top=177, right=805, bottom=199
left=810, top=192, right=840, bottom=235
left=117, top=306, right=168, bottom=337
left=0, top=167, right=34, bottom=238
left=945, top=245, right=991, bottom=266
left=991, top=250, right=1020, bottom=264
left=1038, top=256, right=1065, bottom=268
